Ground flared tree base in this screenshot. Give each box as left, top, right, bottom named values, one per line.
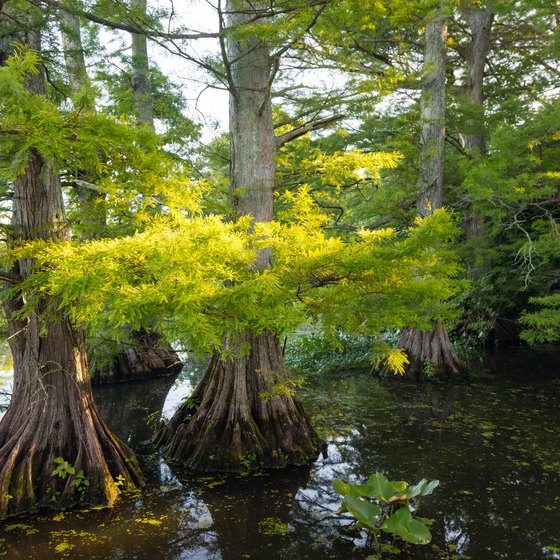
left=0, top=384, right=143, bottom=519
left=157, top=332, right=320, bottom=472
left=397, top=323, right=463, bottom=380
left=91, top=330, right=182, bottom=384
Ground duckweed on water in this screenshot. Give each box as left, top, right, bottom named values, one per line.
left=0, top=351, right=559, bottom=559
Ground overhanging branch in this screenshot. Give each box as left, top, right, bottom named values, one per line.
left=29, top=0, right=218, bottom=40
left=0, top=270, right=22, bottom=285
left=275, top=113, right=346, bottom=148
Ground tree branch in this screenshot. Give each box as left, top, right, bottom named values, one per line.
left=275, top=113, right=346, bottom=148
left=29, top=0, right=219, bottom=40
left=0, top=269, right=22, bottom=285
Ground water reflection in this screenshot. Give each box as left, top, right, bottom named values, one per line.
left=94, top=374, right=180, bottom=453
left=0, top=352, right=559, bottom=559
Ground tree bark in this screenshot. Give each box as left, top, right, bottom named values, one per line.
left=417, top=10, right=447, bottom=217
left=0, top=27, right=142, bottom=519
left=160, top=333, right=319, bottom=470
left=397, top=6, right=462, bottom=378
left=460, top=9, right=493, bottom=157
left=58, top=9, right=92, bottom=104
left=397, top=324, right=462, bottom=379
left=159, top=1, right=320, bottom=470
left=460, top=8, right=494, bottom=258
left=130, top=0, right=154, bottom=128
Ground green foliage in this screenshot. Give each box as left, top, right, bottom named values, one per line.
left=259, top=376, right=304, bottom=402
left=52, top=458, right=90, bottom=499
left=95, top=63, right=200, bottom=153
left=520, top=294, right=560, bottom=344
left=334, top=472, right=439, bottom=554
left=10, top=189, right=461, bottom=360
left=457, top=99, right=560, bottom=345
left=52, top=458, right=76, bottom=479
left=285, top=331, right=378, bottom=374
left=114, top=475, right=127, bottom=488
left=179, top=396, right=201, bottom=412
left=0, top=47, right=202, bottom=240
left=70, top=470, right=90, bottom=491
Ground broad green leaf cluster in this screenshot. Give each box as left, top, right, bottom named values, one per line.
left=334, top=472, right=439, bottom=551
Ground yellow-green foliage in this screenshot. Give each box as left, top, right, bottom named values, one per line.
left=0, top=48, right=462, bottom=362
left=0, top=47, right=200, bottom=239
left=13, top=189, right=461, bottom=358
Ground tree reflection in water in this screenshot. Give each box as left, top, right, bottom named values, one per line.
left=0, top=351, right=559, bottom=559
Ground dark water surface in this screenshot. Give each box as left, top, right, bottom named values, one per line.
left=1, top=349, right=559, bottom=559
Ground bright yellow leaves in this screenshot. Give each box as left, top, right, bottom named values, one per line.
left=383, top=347, right=410, bottom=375
left=295, top=149, right=403, bottom=189
left=12, top=189, right=461, bottom=356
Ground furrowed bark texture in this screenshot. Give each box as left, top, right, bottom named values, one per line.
left=0, top=28, right=142, bottom=519
left=161, top=333, right=319, bottom=470
left=461, top=8, right=494, bottom=268
left=159, top=0, right=319, bottom=470
left=398, top=324, right=462, bottom=380
left=398, top=8, right=461, bottom=378
left=416, top=11, right=447, bottom=218
left=130, top=0, right=154, bottom=127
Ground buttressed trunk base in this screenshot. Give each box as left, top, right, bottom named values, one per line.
left=397, top=324, right=462, bottom=380
left=0, top=315, right=143, bottom=519
left=158, top=332, right=320, bottom=471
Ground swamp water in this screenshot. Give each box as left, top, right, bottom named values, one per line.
left=0, top=348, right=559, bottom=559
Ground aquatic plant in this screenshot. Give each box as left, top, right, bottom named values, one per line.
left=333, top=473, right=439, bottom=557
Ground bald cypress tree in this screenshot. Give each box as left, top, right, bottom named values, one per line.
left=396, top=4, right=462, bottom=378
left=160, top=0, right=320, bottom=471
left=0, top=8, right=142, bottom=518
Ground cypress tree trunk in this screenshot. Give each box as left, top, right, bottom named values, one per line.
left=461, top=8, right=494, bottom=250
left=57, top=9, right=181, bottom=382
left=161, top=333, right=318, bottom=470
left=59, top=10, right=91, bottom=98
left=130, top=0, right=154, bottom=128
left=91, top=330, right=182, bottom=384
left=397, top=7, right=462, bottom=379
left=458, top=9, right=516, bottom=344
left=0, top=29, right=142, bottom=519
left=159, top=1, right=320, bottom=470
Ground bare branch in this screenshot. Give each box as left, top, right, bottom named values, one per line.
left=29, top=0, right=219, bottom=40
left=275, top=113, right=346, bottom=148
